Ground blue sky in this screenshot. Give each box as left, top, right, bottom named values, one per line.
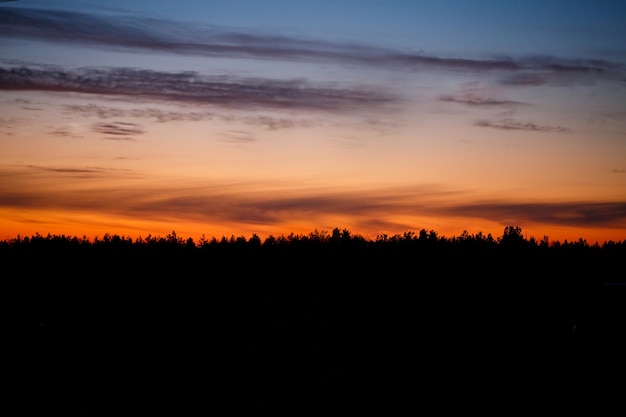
left=7, top=0, right=626, bottom=59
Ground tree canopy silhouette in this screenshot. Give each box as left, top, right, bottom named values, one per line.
left=7, top=225, right=625, bottom=414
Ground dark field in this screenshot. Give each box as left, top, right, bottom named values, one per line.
left=7, top=229, right=626, bottom=414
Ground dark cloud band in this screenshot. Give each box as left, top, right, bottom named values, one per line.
left=0, top=7, right=619, bottom=76
left=447, top=201, right=626, bottom=228
left=1, top=169, right=624, bottom=230
left=93, top=121, right=145, bottom=136
left=439, top=94, right=524, bottom=107
left=474, top=118, right=569, bottom=132
left=0, top=64, right=395, bottom=111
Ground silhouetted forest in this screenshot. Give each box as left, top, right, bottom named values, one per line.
left=7, top=226, right=626, bottom=414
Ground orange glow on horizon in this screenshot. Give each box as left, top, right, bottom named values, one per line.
left=2, top=207, right=624, bottom=245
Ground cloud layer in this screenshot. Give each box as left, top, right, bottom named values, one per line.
left=438, top=94, right=524, bottom=107
left=93, top=121, right=145, bottom=136
left=2, top=166, right=625, bottom=231
left=474, top=118, right=569, bottom=132
left=0, top=64, right=395, bottom=112
left=1, top=6, right=621, bottom=78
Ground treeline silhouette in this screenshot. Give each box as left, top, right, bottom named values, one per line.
left=5, top=225, right=625, bottom=280
left=8, top=226, right=626, bottom=414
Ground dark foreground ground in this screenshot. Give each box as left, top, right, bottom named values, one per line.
left=9, top=240, right=626, bottom=414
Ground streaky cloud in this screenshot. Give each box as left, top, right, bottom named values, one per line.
left=15, top=164, right=139, bottom=179
left=65, top=103, right=312, bottom=130
left=0, top=7, right=621, bottom=77
left=474, top=118, right=569, bottom=132
left=65, top=104, right=214, bottom=122
left=0, top=64, right=396, bottom=111
left=438, top=94, right=525, bottom=107
left=49, top=126, right=83, bottom=138
left=447, top=201, right=626, bottom=228
left=27, top=165, right=105, bottom=174
left=221, top=130, right=256, bottom=143
left=92, top=121, right=145, bottom=136
left=500, top=73, right=547, bottom=86
left=2, top=171, right=624, bottom=230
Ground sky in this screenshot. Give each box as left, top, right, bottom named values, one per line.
left=1, top=0, right=625, bottom=244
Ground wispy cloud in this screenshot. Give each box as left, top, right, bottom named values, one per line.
left=66, top=104, right=214, bottom=123
left=65, top=103, right=316, bottom=131
left=438, top=94, right=525, bottom=107
left=242, top=116, right=297, bottom=131
left=474, top=118, right=569, bottom=132
left=16, top=164, right=138, bottom=179
left=446, top=201, right=626, bottom=228
left=93, top=121, right=145, bottom=136
left=27, top=165, right=106, bottom=174
left=0, top=64, right=396, bottom=112
left=500, top=73, right=547, bottom=86
left=1, top=170, right=624, bottom=231
left=221, top=130, right=256, bottom=143
left=49, top=126, right=83, bottom=138
left=1, top=7, right=620, bottom=77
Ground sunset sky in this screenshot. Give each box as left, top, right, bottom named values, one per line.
left=1, top=0, right=625, bottom=243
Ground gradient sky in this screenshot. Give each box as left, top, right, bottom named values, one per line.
left=1, top=0, right=625, bottom=243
